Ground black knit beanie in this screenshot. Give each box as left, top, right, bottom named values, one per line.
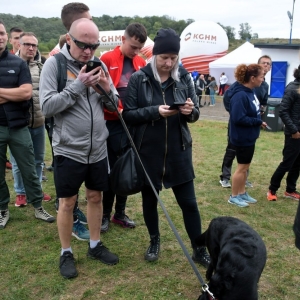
left=152, top=28, right=181, bottom=55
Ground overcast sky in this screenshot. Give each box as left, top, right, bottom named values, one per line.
left=1, top=0, right=299, bottom=39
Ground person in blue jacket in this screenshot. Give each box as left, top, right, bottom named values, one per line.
left=228, top=64, right=267, bottom=207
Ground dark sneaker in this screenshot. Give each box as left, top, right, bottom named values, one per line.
left=87, top=242, right=119, bottom=265
left=112, top=212, right=136, bottom=228
left=192, top=247, right=211, bottom=268
left=72, top=221, right=90, bottom=241
left=74, top=207, right=87, bottom=224
left=35, top=207, right=55, bottom=223
left=101, top=216, right=110, bottom=233
left=0, top=209, right=9, bottom=229
left=144, top=235, right=160, bottom=262
left=59, top=251, right=78, bottom=279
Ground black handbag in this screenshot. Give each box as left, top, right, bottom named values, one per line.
left=110, top=147, right=144, bottom=196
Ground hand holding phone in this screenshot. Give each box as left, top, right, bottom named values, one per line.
left=265, top=124, right=272, bottom=130
left=168, top=102, right=185, bottom=110
left=86, top=60, right=103, bottom=74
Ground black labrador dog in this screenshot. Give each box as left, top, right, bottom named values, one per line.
left=196, top=216, right=267, bottom=300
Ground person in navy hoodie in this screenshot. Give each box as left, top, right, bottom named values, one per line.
left=228, top=64, right=267, bottom=207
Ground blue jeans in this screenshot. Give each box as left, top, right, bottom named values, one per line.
left=0, top=126, right=43, bottom=210
left=10, top=125, right=45, bottom=195
left=209, top=89, right=215, bottom=105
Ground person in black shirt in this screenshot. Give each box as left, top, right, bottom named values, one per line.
left=0, top=21, right=55, bottom=229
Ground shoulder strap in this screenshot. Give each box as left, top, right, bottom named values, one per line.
left=54, top=53, right=67, bottom=93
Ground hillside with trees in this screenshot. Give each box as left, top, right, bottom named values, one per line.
left=1, top=13, right=299, bottom=53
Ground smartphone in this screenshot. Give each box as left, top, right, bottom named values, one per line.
left=265, top=124, right=272, bottom=130
left=86, top=60, right=103, bottom=74
left=168, top=102, right=185, bottom=110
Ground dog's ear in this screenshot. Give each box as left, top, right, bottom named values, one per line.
left=195, top=231, right=207, bottom=246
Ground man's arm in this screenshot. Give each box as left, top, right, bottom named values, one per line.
left=0, top=84, right=32, bottom=104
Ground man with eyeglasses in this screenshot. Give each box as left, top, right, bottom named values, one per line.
left=99, top=23, right=147, bottom=233
left=40, top=18, right=119, bottom=279
left=254, top=55, right=272, bottom=116
left=0, top=21, right=55, bottom=229
left=9, top=32, right=51, bottom=208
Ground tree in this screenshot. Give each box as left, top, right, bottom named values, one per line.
left=218, top=23, right=236, bottom=41
left=238, top=23, right=252, bottom=40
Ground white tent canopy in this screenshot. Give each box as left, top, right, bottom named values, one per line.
left=209, top=42, right=262, bottom=85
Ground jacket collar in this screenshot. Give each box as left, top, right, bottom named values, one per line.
left=0, top=47, right=9, bottom=59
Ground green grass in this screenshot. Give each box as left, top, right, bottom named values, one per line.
left=1, top=118, right=300, bottom=300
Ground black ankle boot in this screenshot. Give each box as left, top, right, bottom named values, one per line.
left=192, top=247, right=211, bottom=268
left=144, top=235, right=160, bottom=262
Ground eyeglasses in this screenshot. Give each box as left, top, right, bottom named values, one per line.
left=68, top=33, right=100, bottom=51
left=260, top=62, right=271, bottom=66
left=21, top=43, right=38, bottom=49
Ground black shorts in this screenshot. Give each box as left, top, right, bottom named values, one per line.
left=54, top=155, right=109, bottom=198
left=235, top=145, right=255, bottom=164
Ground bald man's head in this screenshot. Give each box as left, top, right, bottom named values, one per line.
left=66, top=18, right=99, bottom=63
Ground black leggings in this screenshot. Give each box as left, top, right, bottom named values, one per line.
left=141, top=180, right=202, bottom=248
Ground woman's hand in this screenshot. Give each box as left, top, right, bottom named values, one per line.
left=261, top=122, right=267, bottom=129
left=159, top=105, right=179, bottom=118
left=179, top=98, right=194, bottom=115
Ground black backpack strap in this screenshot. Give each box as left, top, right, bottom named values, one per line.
left=54, top=52, right=67, bottom=93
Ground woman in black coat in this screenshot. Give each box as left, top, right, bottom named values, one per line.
left=123, top=28, right=210, bottom=267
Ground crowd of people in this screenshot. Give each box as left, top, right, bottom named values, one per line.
left=0, top=1, right=299, bottom=281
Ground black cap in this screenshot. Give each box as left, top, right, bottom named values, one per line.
left=152, top=28, right=180, bottom=55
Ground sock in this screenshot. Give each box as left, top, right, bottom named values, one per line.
left=73, top=219, right=79, bottom=225
left=90, top=239, right=100, bottom=249
left=61, top=247, right=72, bottom=255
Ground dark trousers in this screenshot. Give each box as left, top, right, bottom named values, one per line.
left=220, top=84, right=226, bottom=96
left=220, top=140, right=236, bottom=181
left=294, top=200, right=300, bottom=249
left=269, top=135, right=300, bottom=193
left=141, top=180, right=201, bottom=248
left=103, top=120, right=128, bottom=217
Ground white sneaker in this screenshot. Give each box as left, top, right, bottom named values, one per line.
left=35, top=207, right=55, bottom=223
left=0, top=209, right=9, bottom=229
left=219, top=179, right=231, bottom=188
